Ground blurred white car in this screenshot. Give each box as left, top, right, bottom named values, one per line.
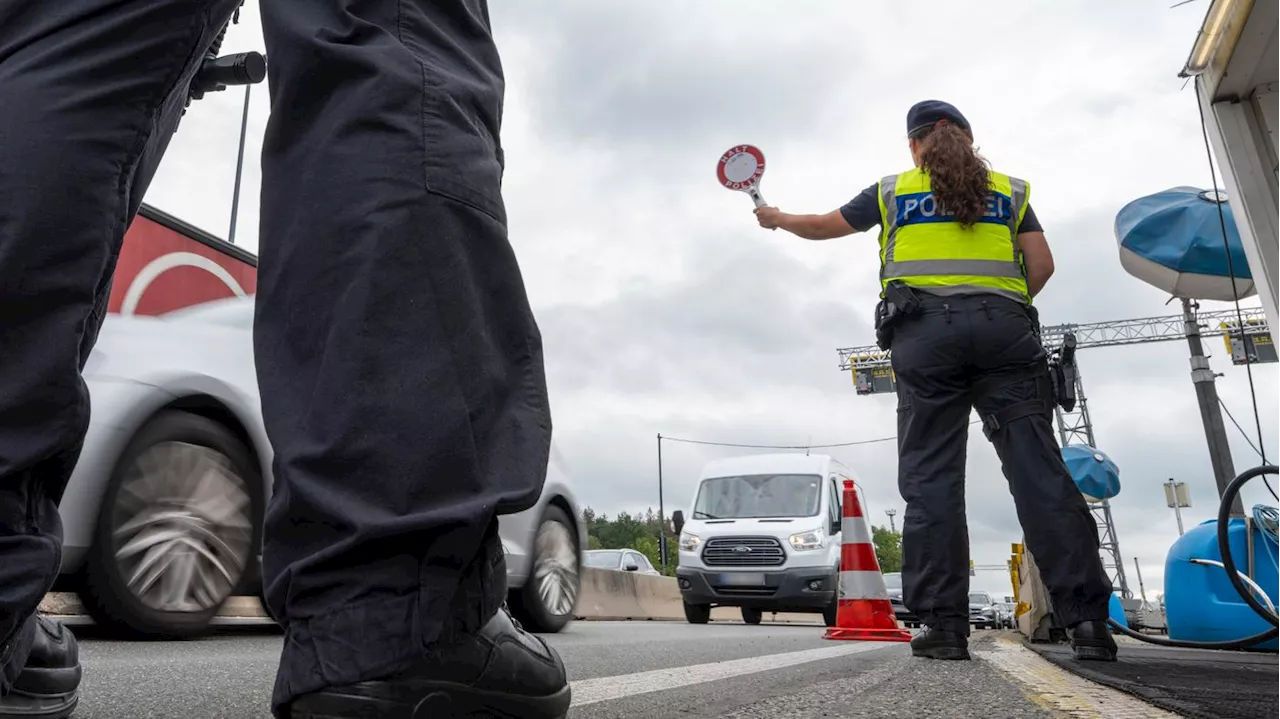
left=56, top=296, right=584, bottom=638
left=583, top=549, right=662, bottom=576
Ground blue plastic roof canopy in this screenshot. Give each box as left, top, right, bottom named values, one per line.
left=1115, top=186, right=1257, bottom=301
left=1062, top=445, right=1121, bottom=503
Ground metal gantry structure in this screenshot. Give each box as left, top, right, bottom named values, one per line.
left=836, top=303, right=1272, bottom=600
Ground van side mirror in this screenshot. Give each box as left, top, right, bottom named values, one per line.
left=624, top=561, right=639, bottom=572
left=672, top=510, right=685, bottom=535
left=830, top=516, right=841, bottom=535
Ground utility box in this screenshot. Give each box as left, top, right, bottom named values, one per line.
left=853, top=364, right=896, bottom=395
left=1222, top=319, right=1277, bottom=365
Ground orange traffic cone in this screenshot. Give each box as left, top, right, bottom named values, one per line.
left=824, top=479, right=912, bottom=642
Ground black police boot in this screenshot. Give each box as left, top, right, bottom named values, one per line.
left=288, top=605, right=570, bottom=719
left=0, top=615, right=81, bottom=719
left=1069, top=619, right=1117, bottom=662
left=910, top=626, right=971, bottom=660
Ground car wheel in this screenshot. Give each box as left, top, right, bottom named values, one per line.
left=82, top=411, right=262, bottom=638
left=741, top=607, right=762, bottom=625
left=684, top=601, right=711, bottom=624
left=511, top=504, right=580, bottom=633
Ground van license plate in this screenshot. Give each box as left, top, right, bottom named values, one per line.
left=718, top=573, right=765, bottom=586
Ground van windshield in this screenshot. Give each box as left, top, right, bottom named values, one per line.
left=692, top=473, right=822, bottom=519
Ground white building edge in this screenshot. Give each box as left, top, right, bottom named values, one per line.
left=1182, top=0, right=1278, bottom=329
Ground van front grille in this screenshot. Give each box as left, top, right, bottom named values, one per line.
left=701, top=536, right=786, bottom=567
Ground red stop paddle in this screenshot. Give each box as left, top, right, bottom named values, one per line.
left=717, top=144, right=768, bottom=208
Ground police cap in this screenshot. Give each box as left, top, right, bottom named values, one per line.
left=907, top=100, right=970, bottom=137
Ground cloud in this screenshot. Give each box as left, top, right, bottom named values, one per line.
left=135, top=0, right=1277, bottom=598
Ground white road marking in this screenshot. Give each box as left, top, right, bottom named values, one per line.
left=978, top=638, right=1179, bottom=718
left=568, top=641, right=895, bottom=707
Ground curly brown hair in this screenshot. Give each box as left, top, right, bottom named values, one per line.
left=914, top=123, right=992, bottom=228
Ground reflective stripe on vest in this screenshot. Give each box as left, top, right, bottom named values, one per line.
left=876, top=168, right=1031, bottom=303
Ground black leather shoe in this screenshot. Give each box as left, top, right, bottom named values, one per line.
left=1069, top=619, right=1117, bottom=662
left=0, top=615, right=81, bottom=719
left=288, top=606, right=570, bottom=719
left=910, top=626, right=970, bottom=660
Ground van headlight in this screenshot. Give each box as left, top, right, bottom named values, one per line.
left=789, top=528, right=825, bottom=551
left=679, top=532, right=701, bottom=552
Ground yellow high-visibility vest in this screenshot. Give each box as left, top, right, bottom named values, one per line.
left=875, top=167, right=1032, bottom=304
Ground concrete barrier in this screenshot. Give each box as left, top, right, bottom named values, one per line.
left=39, top=567, right=821, bottom=626
left=572, top=567, right=821, bottom=625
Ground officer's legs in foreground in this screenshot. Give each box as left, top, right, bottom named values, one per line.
left=890, top=303, right=975, bottom=660
left=0, top=3, right=241, bottom=717
left=255, top=1, right=567, bottom=716
left=970, top=296, right=1116, bottom=661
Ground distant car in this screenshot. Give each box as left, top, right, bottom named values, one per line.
left=883, top=572, right=919, bottom=628
left=994, top=602, right=1017, bottom=629
left=584, top=549, right=662, bottom=575
left=55, top=296, right=585, bottom=638
left=969, top=591, right=1001, bottom=629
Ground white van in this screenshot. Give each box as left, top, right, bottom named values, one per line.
left=671, top=453, right=858, bottom=626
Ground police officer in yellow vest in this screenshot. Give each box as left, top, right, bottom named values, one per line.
left=754, top=100, right=1117, bottom=663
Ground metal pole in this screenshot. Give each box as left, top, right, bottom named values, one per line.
left=1133, top=557, right=1148, bottom=603
left=1181, top=298, right=1245, bottom=516
left=228, top=83, right=252, bottom=244
left=657, top=435, right=668, bottom=573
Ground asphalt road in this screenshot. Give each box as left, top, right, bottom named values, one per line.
left=64, top=621, right=1063, bottom=718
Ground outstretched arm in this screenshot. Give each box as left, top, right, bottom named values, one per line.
left=753, top=183, right=880, bottom=241
left=755, top=207, right=857, bottom=240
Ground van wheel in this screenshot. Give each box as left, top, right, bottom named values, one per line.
left=82, top=411, right=262, bottom=638
left=741, top=608, right=762, bottom=625
left=683, top=601, right=711, bottom=624
left=823, top=594, right=839, bottom=627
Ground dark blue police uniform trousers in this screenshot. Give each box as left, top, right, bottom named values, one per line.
left=888, top=292, right=1112, bottom=634
left=0, top=0, right=551, bottom=713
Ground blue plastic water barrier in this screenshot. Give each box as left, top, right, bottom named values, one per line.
left=1164, top=517, right=1279, bottom=650
left=1115, top=186, right=1257, bottom=301
left=1108, top=593, right=1129, bottom=629
left=1061, top=445, right=1121, bottom=503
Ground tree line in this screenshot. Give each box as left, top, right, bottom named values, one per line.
left=580, top=507, right=903, bottom=575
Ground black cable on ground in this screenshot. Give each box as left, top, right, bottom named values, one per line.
left=1107, top=617, right=1276, bottom=650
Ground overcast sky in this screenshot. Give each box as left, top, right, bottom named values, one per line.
left=142, top=0, right=1277, bottom=598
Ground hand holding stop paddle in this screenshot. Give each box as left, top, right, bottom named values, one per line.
left=716, top=144, right=778, bottom=230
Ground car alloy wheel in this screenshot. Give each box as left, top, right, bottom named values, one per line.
left=532, top=517, right=579, bottom=619
left=111, top=440, right=254, bottom=613
left=512, top=504, right=581, bottom=633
